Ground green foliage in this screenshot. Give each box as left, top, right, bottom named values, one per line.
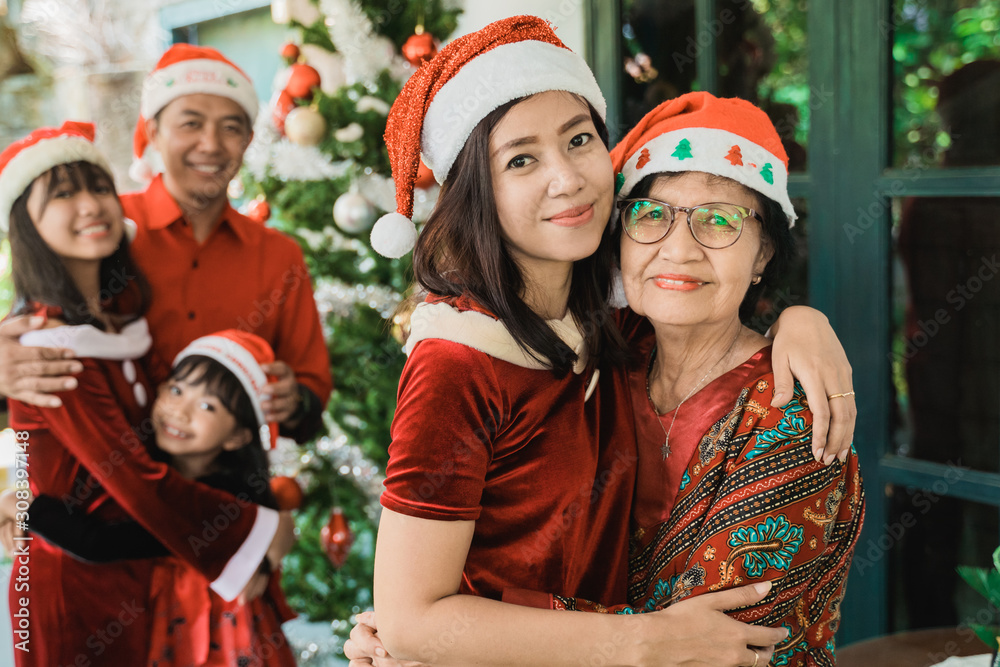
left=957, top=545, right=1000, bottom=652
left=892, top=0, right=1000, bottom=167
left=356, top=0, right=462, bottom=49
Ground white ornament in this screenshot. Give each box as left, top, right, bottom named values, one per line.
left=333, top=192, right=377, bottom=234
left=356, top=95, right=390, bottom=115
left=334, top=122, right=364, bottom=143
left=285, top=107, right=327, bottom=146
left=301, top=44, right=346, bottom=94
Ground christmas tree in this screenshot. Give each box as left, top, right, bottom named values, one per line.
left=240, top=0, right=461, bottom=648
left=672, top=138, right=693, bottom=160
left=725, top=145, right=743, bottom=166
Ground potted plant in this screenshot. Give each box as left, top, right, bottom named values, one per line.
left=958, top=545, right=1000, bottom=665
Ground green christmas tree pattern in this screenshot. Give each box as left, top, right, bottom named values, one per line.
left=760, top=162, right=774, bottom=184
left=672, top=138, right=693, bottom=160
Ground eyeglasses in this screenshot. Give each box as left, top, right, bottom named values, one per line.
left=619, top=198, right=763, bottom=249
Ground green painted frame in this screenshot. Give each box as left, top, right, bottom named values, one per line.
left=586, top=0, right=1000, bottom=645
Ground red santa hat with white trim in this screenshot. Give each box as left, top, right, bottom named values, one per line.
left=370, top=15, right=607, bottom=258
left=0, top=121, right=113, bottom=233
left=174, top=329, right=280, bottom=450
left=131, top=44, right=259, bottom=182
left=611, top=91, right=797, bottom=226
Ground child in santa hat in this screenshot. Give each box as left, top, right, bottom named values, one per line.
left=0, top=122, right=293, bottom=666
left=354, top=15, right=849, bottom=667
left=2, top=330, right=298, bottom=667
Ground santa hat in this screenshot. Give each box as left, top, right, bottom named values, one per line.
left=370, top=15, right=607, bottom=258
left=173, top=330, right=279, bottom=450
left=611, top=92, right=797, bottom=226
left=131, top=44, right=259, bottom=182
left=0, top=121, right=113, bottom=233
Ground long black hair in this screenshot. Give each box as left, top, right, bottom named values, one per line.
left=412, top=93, right=628, bottom=376
left=170, top=356, right=278, bottom=509
left=619, top=172, right=795, bottom=322
left=8, top=161, right=150, bottom=326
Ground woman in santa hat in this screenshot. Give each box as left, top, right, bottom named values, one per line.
left=0, top=122, right=293, bottom=665
left=354, top=15, right=854, bottom=667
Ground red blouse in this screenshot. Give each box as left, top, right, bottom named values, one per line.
left=381, top=296, right=638, bottom=605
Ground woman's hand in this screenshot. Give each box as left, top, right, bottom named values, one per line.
left=344, top=611, right=430, bottom=667
left=769, top=305, right=856, bottom=464
left=631, top=582, right=786, bottom=667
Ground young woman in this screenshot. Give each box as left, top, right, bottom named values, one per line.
left=351, top=16, right=855, bottom=667
left=0, top=330, right=298, bottom=666
left=0, top=122, right=292, bottom=665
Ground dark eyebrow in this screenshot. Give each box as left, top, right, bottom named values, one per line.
left=177, top=110, right=247, bottom=126
left=491, top=113, right=592, bottom=158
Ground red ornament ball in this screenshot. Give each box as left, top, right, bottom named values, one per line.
left=415, top=158, right=436, bottom=189
left=246, top=198, right=271, bottom=224
left=280, top=42, right=301, bottom=63
left=285, top=63, right=321, bottom=99
left=402, top=31, right=437, bottom=67
left=319, top=507, right=354, bottom=568
left=271, top=90, right=295, bottom=134
left=270, top=476, right=303, bottom=510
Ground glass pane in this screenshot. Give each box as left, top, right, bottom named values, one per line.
left=892, top=0, right=1000, bottom=168
left=619, top=0, right=809, bottom=171
left=887, top=486, right=1000, bottom=631
left=746, top=197, right=810, bottom=332
left=719, top=0, right=810, bottom=173
left=891, top=195, right=1000, bottom=475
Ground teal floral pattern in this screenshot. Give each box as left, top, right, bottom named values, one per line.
left=745, top=383, right=810, bottom=460
left=727, top=515, right=804, bottom=577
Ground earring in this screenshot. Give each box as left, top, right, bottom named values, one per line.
left=751, top=275, right=762, bottom=285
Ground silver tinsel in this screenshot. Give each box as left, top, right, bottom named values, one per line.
left=313, top=279, right=403, bottom=321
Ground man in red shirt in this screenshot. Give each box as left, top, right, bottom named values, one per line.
left=0, top=44, right=332, bottom=442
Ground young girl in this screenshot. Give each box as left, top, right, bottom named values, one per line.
left=0, top=122, right=290, bottom=665
left=354, top=16, right=854, bottom=667
left=1, top=329, right=298, bottom=666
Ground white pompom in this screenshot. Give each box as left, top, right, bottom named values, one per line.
left=370, top=212, right=418, bottom=258
left=129, top=157, right=154, bottom=183
left=609, top=266, right=629, bottom=309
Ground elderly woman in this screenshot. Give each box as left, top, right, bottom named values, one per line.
left=548, top=93, right=865, bottom=666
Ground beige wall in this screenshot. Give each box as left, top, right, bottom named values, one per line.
left=452, top=0, right=588, bottom=56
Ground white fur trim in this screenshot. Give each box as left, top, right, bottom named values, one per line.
left=421, top=41, right=606, bottom=184
left=142, top=59, right=259, bottom=122
left=0, top=136, right=112, bottom=232
left=609, top=266, right=629, bottom=309
left=370, top=212, right=418, bottom=258
left=619, top=128, right=797, bottom=226
left=403, top=301, right=589, bottom=375
left=210, top=506, right=278, bottom=601
left=174, top=336, right=268, bottom=439
left=123, top=217, right=137, bottom=241
left=20, top=318, right=152, bottom=360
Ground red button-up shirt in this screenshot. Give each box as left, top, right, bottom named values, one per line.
left=121, top=176, right=332, bottom=403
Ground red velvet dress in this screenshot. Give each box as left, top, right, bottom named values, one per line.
left=380, top=295, right=638, bottom=605
left=549, top=339, right=865, bottom=667
left=7, top=318, right=272, bottom=666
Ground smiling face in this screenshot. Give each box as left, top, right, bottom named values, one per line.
left=488, top=91, right=614, bottom=277
left=148, top=93, right=252, bottom=210
left=26, top=164, right=124, bottom=266
left=620, top=171, right=773, bottom=329
left=152, top=372, right=250, bottom=466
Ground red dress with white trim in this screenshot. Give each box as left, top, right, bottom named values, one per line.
left=7, top=314, right=271, bottom=666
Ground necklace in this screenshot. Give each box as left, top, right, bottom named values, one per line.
left=646, top=329, right=742, bottom=460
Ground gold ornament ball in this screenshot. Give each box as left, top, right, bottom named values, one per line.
left=285, top=106, right=327, bottom=146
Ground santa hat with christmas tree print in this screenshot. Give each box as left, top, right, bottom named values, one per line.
left=173, top=329, right=280, bottom=450
left=370, top=15, right=607, bottom=258
left=612, top=91, right=797, bottom=226
left=131, top=44, right=259, bottom=182
left=0, top=121, right=113, bottom=233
